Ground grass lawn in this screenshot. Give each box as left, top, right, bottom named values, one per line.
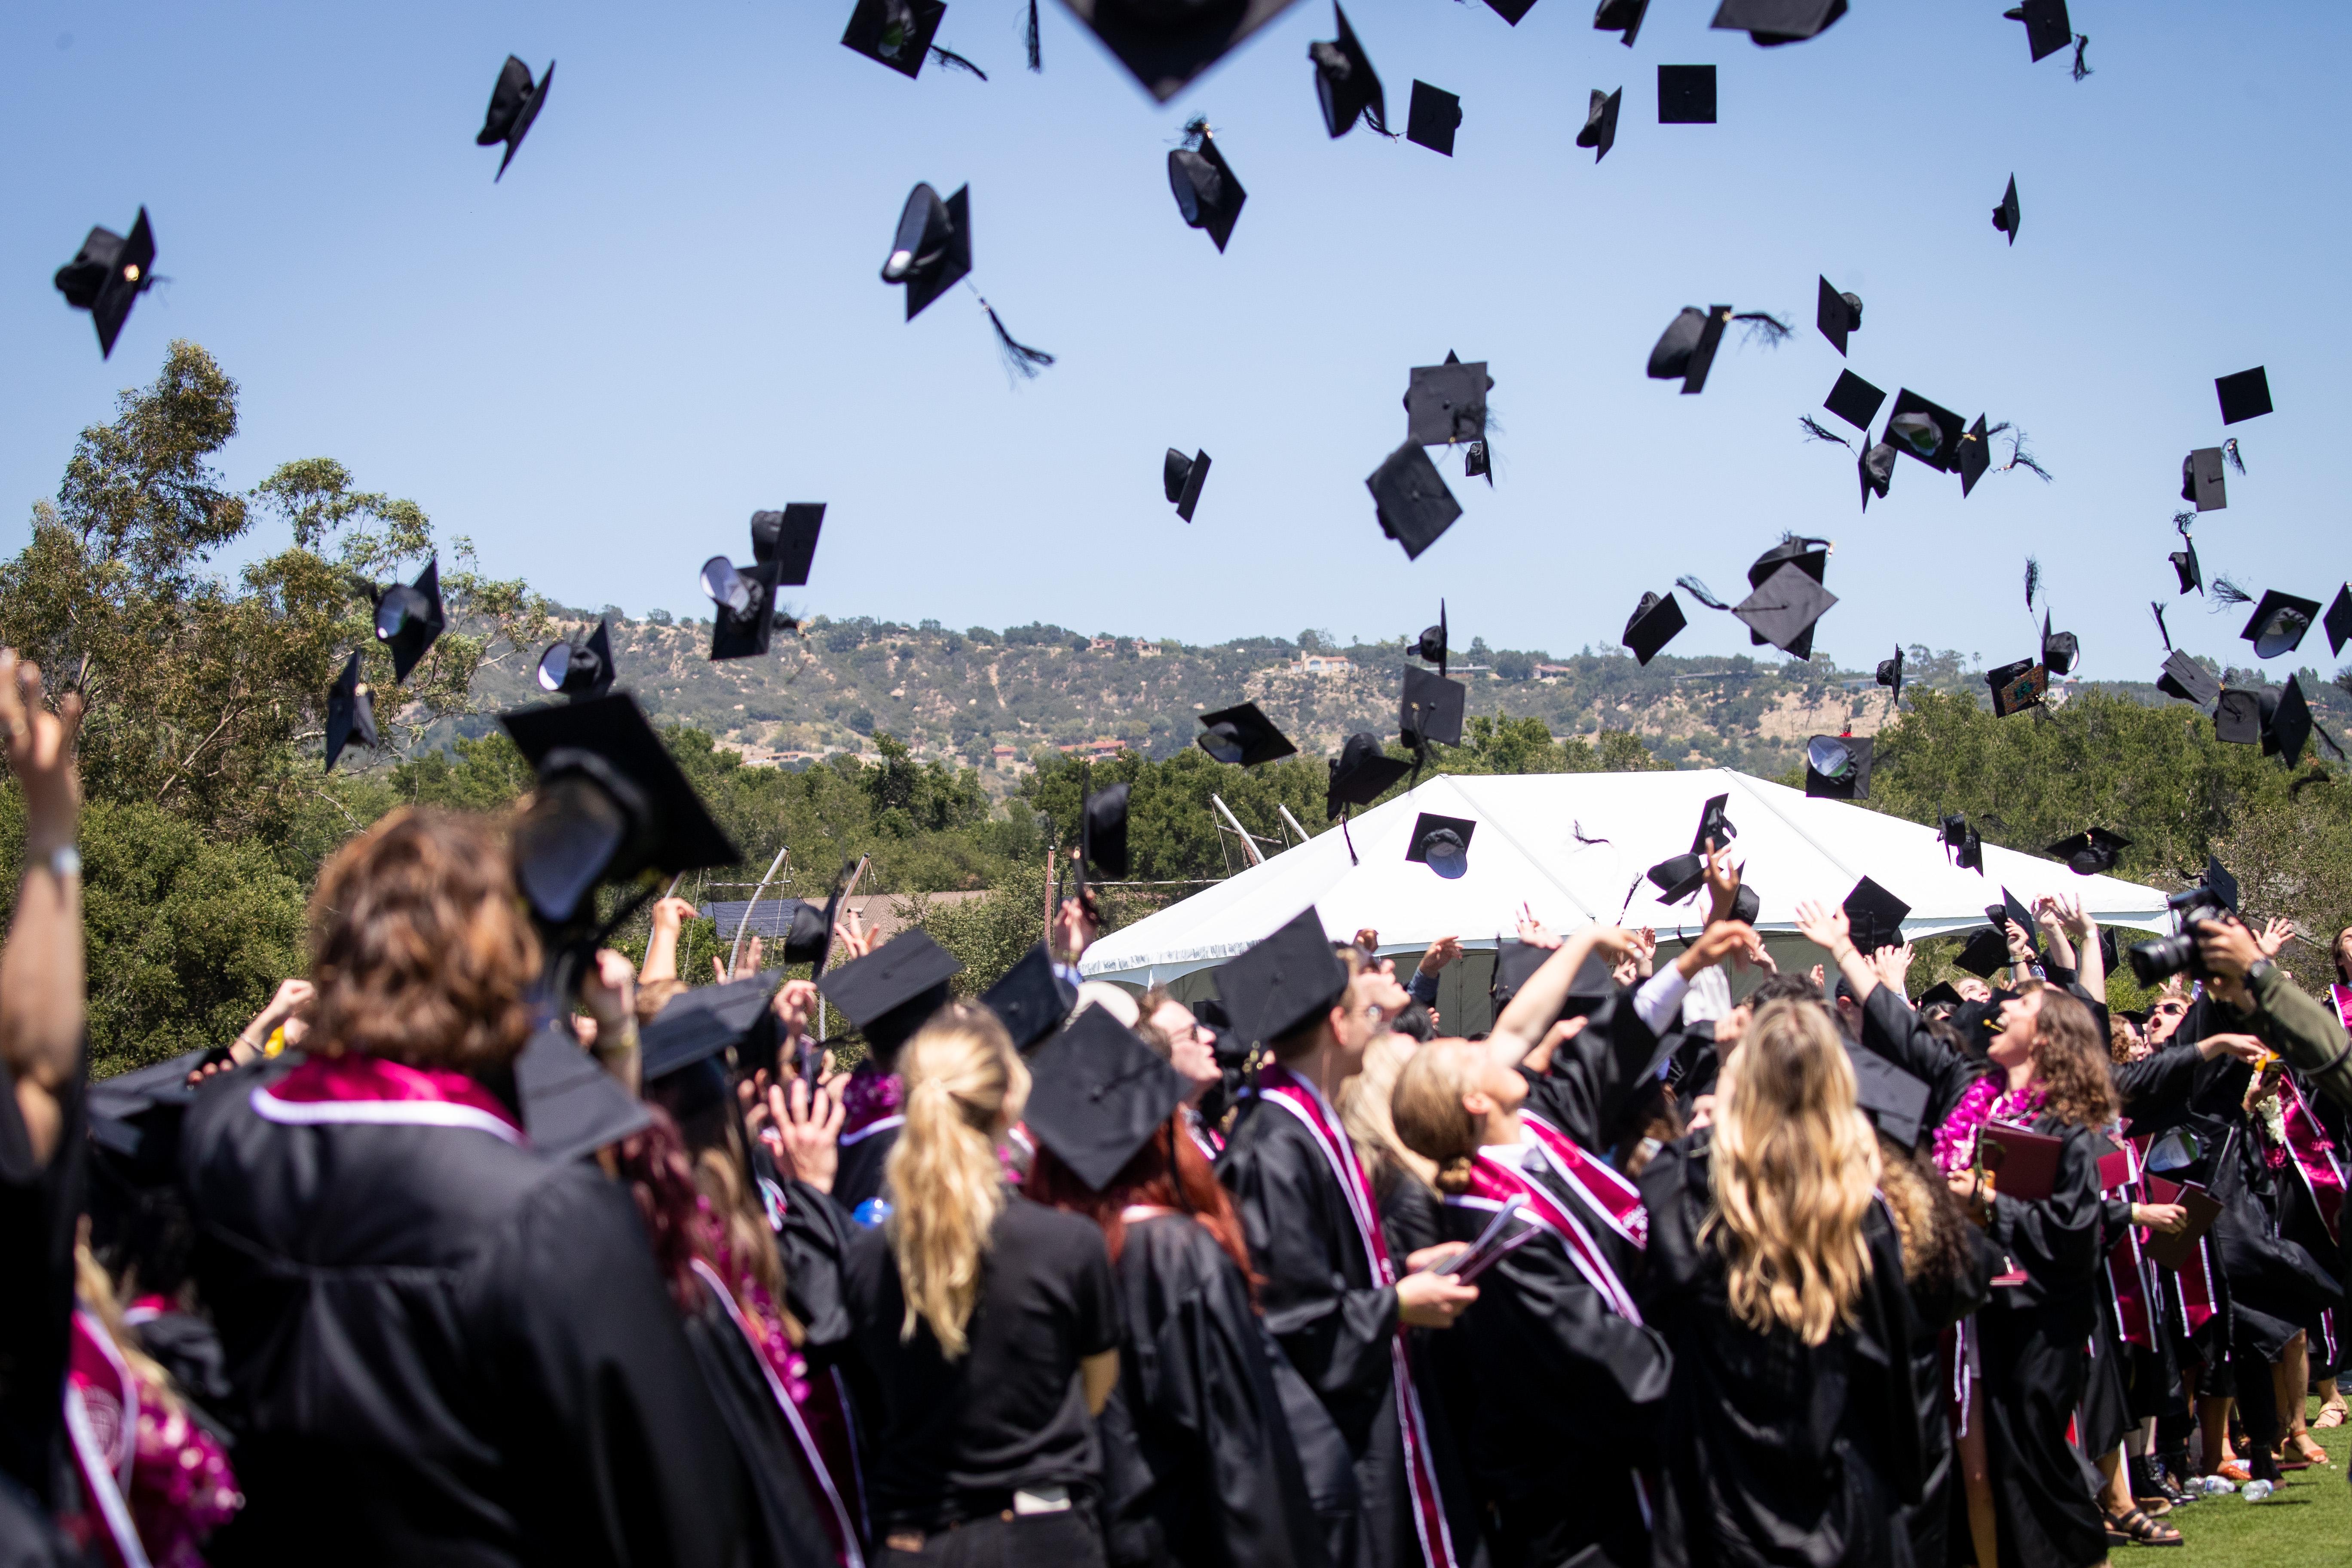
left=2115, top=1399, right=2349, bottom=1564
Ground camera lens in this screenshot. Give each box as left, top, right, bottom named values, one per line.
left=2128, top=935, right=2195, bottom=987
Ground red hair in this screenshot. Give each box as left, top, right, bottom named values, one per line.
left=613, top=1105, right=712, bottom=1316
left=1025, top=1116, right=1256, bottom=1300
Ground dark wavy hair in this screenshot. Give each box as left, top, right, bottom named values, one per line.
left=1024, top=1115, right=1256, bottom=1300
left=2033, top=990, right=2121, bottom=1130
left=613, top=1104, right=708, bottom=1315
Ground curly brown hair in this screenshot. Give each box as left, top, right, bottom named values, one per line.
left=309, top=808, right=539, bottom=1074
left=2031, top=990, right=2119, bottom=1130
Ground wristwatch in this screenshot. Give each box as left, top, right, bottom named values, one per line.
left=2245, top=959, right=2276, bottom=989
left=45, top=845, right=79, bottom=880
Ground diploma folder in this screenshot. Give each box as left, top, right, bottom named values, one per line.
left=1979, top=1121, right=2063, bottom=1203
left=2139, top=1176, right=2225, bottom=1272
left=1421, top=1194, right=1540, bottom=1284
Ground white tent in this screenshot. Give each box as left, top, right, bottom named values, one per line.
left=1079, top=769, right=2171, bottom=989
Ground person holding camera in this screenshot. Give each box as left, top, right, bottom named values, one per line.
left=2188, top=913, right=2352, bottom=1110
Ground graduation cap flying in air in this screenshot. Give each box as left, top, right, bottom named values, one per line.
left=1060, top=0, right=1303, bottom=102
left=1593, top=0, right=1650, bottom=47
left=1816, top=276, right=1863, bottom=355
left=1405, top=81, right=1463, bottom=156
left=1196, top=702, right=1296, bottom=766
left=1648, top=304, right=1791, bottom=394
left=1405, top=355, right=1492, bottom=449
left=1876, top=646, right=1904, bottom=709
left=704, top=506, right=823, bottom=661
left=2216, top=367, right=2272, bottom=426
left=2048, top=828, right=2130, bottom=877
left=1676, top=537, right=1838, bottom=661
left=1367, top=443, right=1462, bottom=560
left=536, top=620, right=617, bottom=702
left=1577, top=88, right=1623, bottom=161
left=323, top=652, right=378, bottom=774
left=2023, top=559, right=2078, bottom=677
left=1164, top=448, right=1211, bottom=521
left=1804, top=734, right=1872, bottom=800
left=1401, top=663, right=1467, bottom=767
left=1992, top=176, right=2021, bottom=244
left=879, top=183, right=1054, bottom=380
left=373, top=559, right=445, bottom=684
left=54, top=208, right=156, bottom=359
left=1309, top=4, right=1388, bottom=137
left=2236, top=588, right=2322, bottom=660
left=2182, top=447, right=2228, bottom=513
left=1657, top=64, right=1717, bottom=123
left=476, top=55, right=554, bottom=180
left=1941, top=813, right=1984, bottom=873
left=1710, top=0, right=1849, bottom=46
left=1623, top=590, right=1687, bottom=666
left=1326, top=732, right=1409, bottom=826
left=1168, top=119, right=1246, bottom=252
left=1415, top=600, right=1451, bottom=676
left=841, top=0, right=987, bottom=79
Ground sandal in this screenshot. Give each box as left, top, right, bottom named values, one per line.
left=2291, top=1434, right=2332, bottom=1465
left=2104, top=1507, right=2184, bottom=1547
left=2315, top=1400, right=2347, bottom=1430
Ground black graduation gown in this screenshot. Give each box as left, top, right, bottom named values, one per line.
left=1096, top=1214, right=1331, bottom=1568
left=1638, top=1134, right=1922, bottom=1568
left=833, top=1119, right=900, bottom=1218
left=1221, top=1097, right=1487, bottom=1568
left=182, top=1057, right=745, bottom=1568
left=680, top=1285, right=844, bottom=1568
left=0, top=1044, right=83, bottom=1514
left=1896, top=1228, right=1994, bottom=1568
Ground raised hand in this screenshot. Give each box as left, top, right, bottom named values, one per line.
left=1792, top=899, right=1850, bottom=952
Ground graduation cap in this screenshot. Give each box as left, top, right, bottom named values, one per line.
left=2182, top=447, right=2228, bottom=513
left=1164, top=449, right=1211, bottom=521
left=1309, top=5, right=1386, bottom=138
left=500, top=693, right=739, bottom=927
left=1416, top=601, right=1451, bottom=674
left=1804, top=733, right=1871, bottom=799
left=2041, top=611, right=2078, bottom=677
left=1022, top=1006, right=1187, bottom=1189
left=1941, top=813, right=1984, bottom=873
left=2216, top=367, right=2272, bottom=426
left=324, top=652, right=378, bottom=773
left=1992, top=176, right=2021, bottom=244
left=1991, top=886, right=2038, bottom=942
left=2266, top=674, right=2344, bottom=769
left=1712, top=0, right=1848, bottom=45
left=1483, top=0, right=1538, bottom=24
left=780, top=857, right=859, bottom=968
left=516, top=1024, right=652, bottom=1161
left=2200, top=853, right=2242, bottom=914
left=1649, top=307, right=1724, bottom=393
left=2239, top=588, right=2321, bottom=658
left=1490, top=940, right=1552, bottom=1006
left=2169, top=531, right=2204, bottom=596
left=982, top=942, right=1077, bottom=1052
left=1648, top=853, right=1707, bottom=904
left=2046, top=827, right=2128, bottom=877
left=1406, top=356, right=1491, bottom=447
left=2156, top=649, right=2221, bottom=708
left=751, top=505, right=825, bottom=586
left=477, top=56, right=554, bottom=181
left=1197, top=702, right=1296, bottom=766
left=54, top=208, right=156, bottom=359
left=1816, top=277, right=1863, bottom=355
left=1464, top=440, right=1491, bottom=484
left=1848, top=1047, right=1929, bottom=1147
left=1406, top=812, right=1475, bottom=878
left=1593, top=0, right=1650, bottom=47
left=1401, top=664, right=1467, bottom=751
left=880, top=182, right=971, bottom=321
left=1824, top=370, right=1886, bottom=431
left=1216, top=907, right=1348, bottom=1050
left=818, top=930, right=965, bottom=1058
left=1841, top=876, right=1911, bottom=956
left=1692, top=793, right=1736, bottom=855
left=1169, top=122, right=1246, bottom=252
left=1952, top=928, right=2010, bottom=978
left=1623, top=591, right=1687, bottom=665
left=1883, top=389, right=1966, bottom=473
left=1367, top=442, right=1462, bottom=560
left=1060, top=0, right=1303, bottom=103
left=1859, top=441, right=1897, bottom=511
left=1876, top=646, right=1904, bottom=707
left=1731, top=564, right=1837, bottom=659
left=1917, top=980, right=1965, bottom=1011
left=535, top=621, right=617, bottom=702
left=842, top=0, right=986, bottom=78
left=1577, top=88, right=1623, bottom=161
left=1658, top=64, right=1717, bottom=123
left=1985, top=657, right=2049, bottom=718
left=703, top=552, right=788, bottom=662
left=1326, top=732, right=1410, bottom=819
left=2003, top=0, right=2072, bottom=61
left=2214, top=686, right=2265, bottom=745
left=1957, top=416, right=1994, bottom=497
left=1081, top=781, right=1131, bottom=880
left=1404, top=80, right=1463, bottom=155
left=374, top=559, right=445, bottom=683
left=639, top=974, right=780, bottom=1090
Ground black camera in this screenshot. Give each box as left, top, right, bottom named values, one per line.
left=2126, top=885, right=2234, bottom=986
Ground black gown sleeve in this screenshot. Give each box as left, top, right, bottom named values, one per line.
left=0, top=1040, right=82, bottom=1512
left=1986, top=1122, right=2105, bottom=1301
left=1859, top=985, right=1987, bottom=1127
left=2113, top=1041, right=2203, bottom=1123
left=773, top=1176, right=856, bottom=1361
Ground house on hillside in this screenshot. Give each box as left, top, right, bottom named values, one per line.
left=1300, top=654, right=1353, bottom=676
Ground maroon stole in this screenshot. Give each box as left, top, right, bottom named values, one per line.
left=1452, top=1142, right=1642, bottom=1322
left=2277, top=1076, right=2346, bottom=1247
left=1518, top=1109, right=1648, bottom=1252
left=1183, top=1106, right=1225, bottom=1165
left=2331, top=983, right=2352, bottom=1035
left=2098, top=1137, right=2154, bottom=1350
left=251, top=1053, right=527, bottom=1144
left=1257, top=1064, right=1460, bottom=1568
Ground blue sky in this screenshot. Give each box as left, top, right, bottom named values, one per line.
left=1, top=0, right=2343, bottom=682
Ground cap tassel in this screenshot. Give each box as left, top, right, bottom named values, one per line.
left=2172, top=510, right=2197, bottom=535
left=2210, top=576, right=2252, bottom=610
left=1997, top=425, right=2053, bottom=482
left=977, top=297, right=1055, bottom=380
left=2070, top=34, right=2092, bottom=80
left=1341, top=807, right=1360, bottom=866
left=2223, top=438, right=2246, bottom=475
left=1026, top=0, right=1041, bottom=70
left=1798, top=414, right=1853, bottom=448
left=1731, top=311, right=1792, bottom=348
left=2152, top=601, right=2172, bottom=651
left=1674, top=574, right=1729, bottom=612
left=929, top=44, right=989, bottom=78
left=2023, top=556, right=2040, bottom=611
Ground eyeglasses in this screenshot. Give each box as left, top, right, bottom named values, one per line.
left=2153, top=1001, right=2187, bottom=1015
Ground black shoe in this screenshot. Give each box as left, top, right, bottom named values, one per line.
left=2139, top=1455, right=2188, bottom=1506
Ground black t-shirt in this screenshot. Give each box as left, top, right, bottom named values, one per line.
left=0, top=1047, right=83, bottom=1510
left=842, top=1194, right=1118, bottom=1528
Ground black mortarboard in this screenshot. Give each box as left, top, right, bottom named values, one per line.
left=477, top=56, right=554, bottom=181
left=1883, top=389, right=1966, bottom=472
left=1062, top=0, right=1304, bottom=103
left=2239, top=589, right=2320, bottom=659
left=1164, top=449, right=1212, bottom=521
left=640, top=974, right=779, bottom=1087
left=2326, top=585, right=2352, bottom=656
left=1917, top=980, right=1964, bottom=1010
left=704, top=554, right=785, bottom=661
left=982, top=942, right=1078, bottom=1053
left=1484, top=0, right=1538, bottom=23
left=516, top=1024, right=651, bottom=1162
left=54, top=208, right=157, bottom=359
left=2266, top=675, right=2319, bottom=767
left=1405, top=812, right=1475, bottom=877
left=1823, top=369, right=1885, bottom=431
left=1648, top=853, right=1707, bottom=904
left=1023, top=1006, right=1186, bottom=1190
left=751, top=505, right=826, bottom=585
left=1847, top=1047, right=1929, bottom=1147
left=782, top=857, right=858, bottom=968
left=1954, top=927, right=2011, bottom=979
left=1367, top=442, right=1463, bottom=560
left=1733, top=563, right=1837, bottom=658
left=1406, top=80, right=1462, bottom=155
left=1648, top=306, right=1731, bottom=394
left=1417, top=600, right=1449, bottom=674
left=1749, top=534, right=1828, bottom=591
left=1216, top=907, right=1347, bottom=1049
left=2182, top=447, right=2228, bottom=512
left=1658, top=64, right=1717, bottom=123
left=374, top=558, right=445, bottom=683
left=1816, top=277, right=1863, bottom=356
left=2048, top=827, right=2130, bottom=876
left=324, top=652, right=378, bottom=773
left=1730, top=882, right=1761, bottom=925
left=1197, top=702, right=1297, bottom=766
left=1405, top=356, right=1490, bottom=447
left=1992, top=887, right=2038, bottom=943
left=1401, top=665, right=1467, bottom=750
left=817, top=931, right=965, bottom=1057
left=2157, top=650, right=2222, bottom=708
left=1712, top=0, right=1848, bottom=45
left=1841, top=876, right=1910, bottom=955
left=1327, top=733, right=1410, bottom=818
left=881, top=183, right=971, bottom=322
left=2216, top=367, right=2272, bottom=426
left=1985, top=657, right=2048, bottom=718
left=2169, top=533, right=2204, bottom=596
left=2213, top=687, right=2264, bottom=744
left=1992, top=176, right=2021, bottom=244
left=1169, top=130, right=1246, bottom=253
left=536, top=620, right=618, bottom=702
left=1804, top=733, right=1872, bottom=799
left=1623, top=591, right=1686, bottom=665
left=2203, top=853, right=2241, bottom=914
left=500, top=693, right=739, bottom=925
left=1693, top=793, right=1736, bottom=855
left=1310, top=5, right=1386, bottom=138
left=1082, top=782, right=1131, bottom=879
left=1594, top=0, right=1650, bottom=47
left=1859, top=440, right=1896, bottom=511
left=2003, top=0, right=2072, bottom=61
left=1577, top=87, right=1623, bottom=161
left=1464, top=440, right=1491, bottom=484
left=1876, top=646, right=1904, bottom=707
left=2041, top=611, right=2078, bottom=677
left=842, top=0, right=948, bottom=76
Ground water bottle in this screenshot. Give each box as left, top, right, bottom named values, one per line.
left=2242, top=1479, right=2274, bottom=1503
left=2196, top=1474, right=2237, bottom=1495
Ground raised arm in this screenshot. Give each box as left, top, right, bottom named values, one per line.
left=0, top=652, right=83, bottom=1167
left=1487, top=924, right=1637, bottom=1075
left=637, top=895, right=699, bottom=985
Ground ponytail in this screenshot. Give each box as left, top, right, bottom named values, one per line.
left=1390, top=1042, right=1483, bottom=1197
left=885, top=1003, right=1028, bottom=1359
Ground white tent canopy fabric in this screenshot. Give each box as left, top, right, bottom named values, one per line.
left=1079, top=769, right=2171, bottom=989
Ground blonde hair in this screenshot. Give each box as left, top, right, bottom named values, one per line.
left=1389, top=1041, right=1481, bottom=1196
left=1342, top=1032, right=1440, bottom=1191
left=1703, top=999, right=1880, bottom=1346
left=75, top=1243, right=181, bottom=1418
left=884, top=1002, right=1029, bottom=1359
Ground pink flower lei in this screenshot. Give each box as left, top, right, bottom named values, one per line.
left=1932, top=1073, right=2047, bottom=1176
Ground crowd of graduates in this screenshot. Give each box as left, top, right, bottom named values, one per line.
left=3, top=635, right=2351, bottom=1568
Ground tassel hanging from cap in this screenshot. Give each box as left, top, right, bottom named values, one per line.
left=1799, top=414, right=1852, bottom=448
left=2210, top=576, right=2252, bottom=609
left=2023, top=556, right=2040, bottom=611
left=1731, top=311, right=1791, bottom=347
left=2223, top=438, right=2245, bottom=475
left=2070, top=34, right=2091, bottom=80
left=1675, top=575, right=1729, bottom=612
left=973, top=293, right=1055, bottom=381
left=929, top=44, right=989, bottom=77
left=1026, top=0, right=1041, bottom=71
left=2151, top=601, right=2172, bottom=651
